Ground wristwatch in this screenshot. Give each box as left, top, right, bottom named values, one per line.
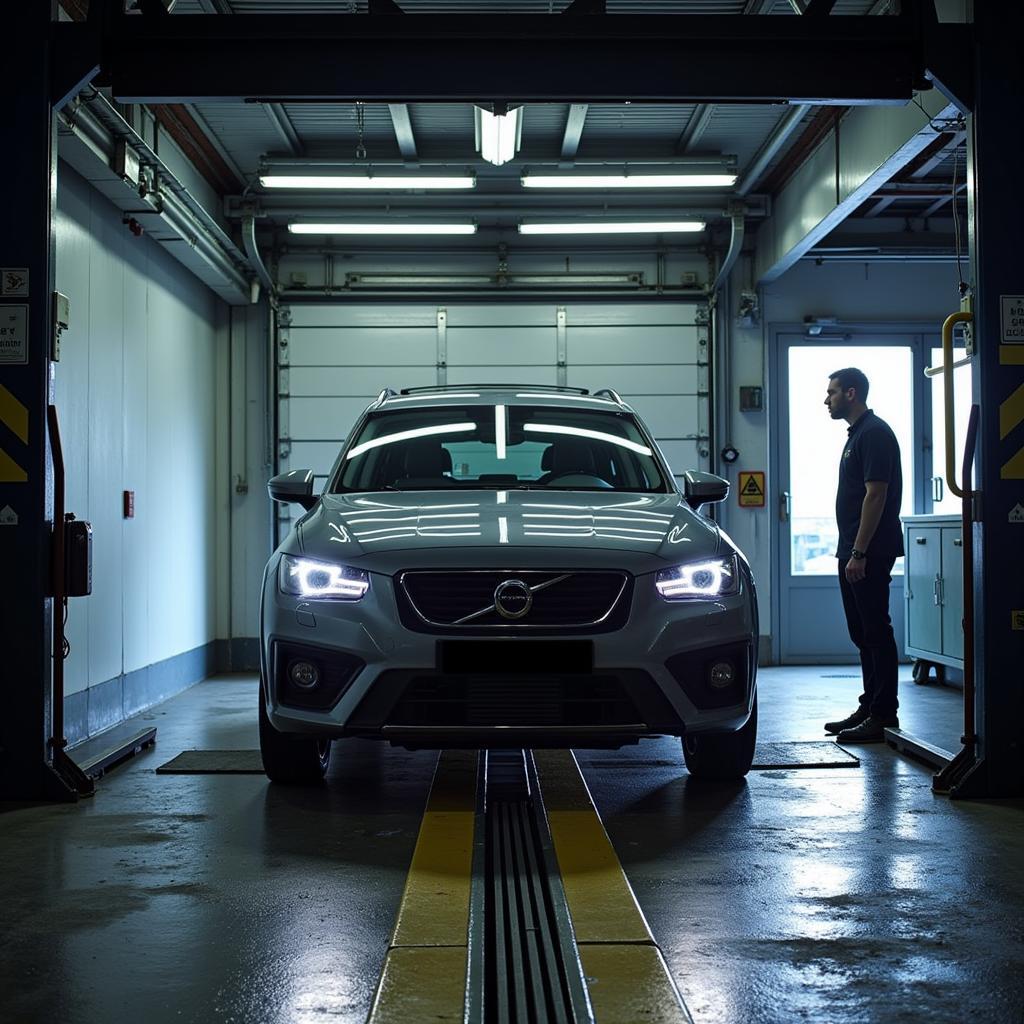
left=850, top=548, right=867, bottom=560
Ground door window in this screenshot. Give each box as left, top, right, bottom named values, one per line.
left=929, top=346, right=974, bottom=514
left=787, top=346, right=914, bottom=575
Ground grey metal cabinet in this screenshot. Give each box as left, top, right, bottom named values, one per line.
left=902, top=514, right=964, bottom=676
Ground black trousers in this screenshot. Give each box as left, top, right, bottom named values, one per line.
left=837, top=554, right=899, bottom=719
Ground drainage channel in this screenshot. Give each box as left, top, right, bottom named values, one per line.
left=367, top=748, right=691, bottom=1024
left=466, top=749, right=594, bottom=1024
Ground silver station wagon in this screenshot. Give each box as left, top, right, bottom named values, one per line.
left=260, top=385, right=758, bottom=783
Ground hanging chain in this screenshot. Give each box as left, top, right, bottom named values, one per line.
left=355, top=102, right=367, bottom=160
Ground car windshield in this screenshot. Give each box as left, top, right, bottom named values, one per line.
left=332, top=404, right=670, bottom=493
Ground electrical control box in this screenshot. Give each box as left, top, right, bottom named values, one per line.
left=64, top=516, right=92, bottom=597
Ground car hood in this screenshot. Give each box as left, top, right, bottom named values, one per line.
left=291, top=490, right=722, bottom=574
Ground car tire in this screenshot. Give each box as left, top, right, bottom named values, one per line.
left=682, top=696, right=757, bottom=781
left=258, top=688, right=332, bottom=785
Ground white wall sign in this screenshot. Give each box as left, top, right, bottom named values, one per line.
left=0, top=305, right=27, bottom=364
left=0, top=505, right=18, bottom=526
left=1001, top=295, right=1024, bottom=343
left=1009, top=502, right=1024, bottom=524
left=0, top=268, right=28, bottom=297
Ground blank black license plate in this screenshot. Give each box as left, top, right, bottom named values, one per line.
left=438, top=640, right=594, bottom=675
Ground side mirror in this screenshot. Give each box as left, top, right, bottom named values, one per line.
left=268, top=470, right=317, bottom=510
left=683, top=470, right=729, bottom=510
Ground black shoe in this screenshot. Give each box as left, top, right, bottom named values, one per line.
left=836, top=716, right=899, bottom=743
left=824, top=708, right=869, bottom=735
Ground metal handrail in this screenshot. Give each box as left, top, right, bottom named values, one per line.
left=923, top=311, right=974, bottom=499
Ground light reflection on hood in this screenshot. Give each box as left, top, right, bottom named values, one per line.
left=314, top=490, right=705, bottom=552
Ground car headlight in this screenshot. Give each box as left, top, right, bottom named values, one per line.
left=279, top=555, right=369, bottom=601
left=655, top=555, right=739, bottom=600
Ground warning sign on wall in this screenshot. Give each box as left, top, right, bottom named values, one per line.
left=738, top=471, right=766, bottom=508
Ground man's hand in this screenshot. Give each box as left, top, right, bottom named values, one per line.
left=845, top=556, right=867, bottom=583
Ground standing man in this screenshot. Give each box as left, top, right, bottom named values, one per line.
left=823, top=368, right=904, bottom=742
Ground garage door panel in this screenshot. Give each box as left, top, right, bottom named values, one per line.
left=566, top=364, right=699, bottom=396
left=626, top=395, right=699, bottom=438
left=282, top=441, right=343, bottom=477
left=287, top=396, right=371, bottom=441
left=564, top=303, right=701, bottom=327
left=287, top=306, right=437, bottom=329
left=658, top=439, right=701, bottom=476
left=447, top=304, right=559, bottom=327
left=288, top=365, right=435, bottom=396
left=567, top=325, right=700, bottom=364
left=446, top=365, right=559, bottom=386
left=288, top=328, right=435, bottom=366
left=447, top=327, right=556, bottom=365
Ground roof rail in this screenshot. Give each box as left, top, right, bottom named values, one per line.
left=593, top=388, right=625, bottom=405
left=398, top=383, right=591, bottom=396
left=373, top=387, right=399, bottom=407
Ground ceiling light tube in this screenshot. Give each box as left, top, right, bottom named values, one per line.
left=476, top=107, right=521, bottom=167
left=261, top=174, right=476, bottom=190
left=518, top=221, right=705, bottom=235
left=289, top=223, right=477, bottom=236
left=522, top=173, right=736, bottom=189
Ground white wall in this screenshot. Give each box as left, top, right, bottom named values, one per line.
left=55, top=161, right=227, bottom=734
left=718, top=256, right=961, bottom=661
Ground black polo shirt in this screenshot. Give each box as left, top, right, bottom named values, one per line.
left=835, top=410, right=904, bottom=560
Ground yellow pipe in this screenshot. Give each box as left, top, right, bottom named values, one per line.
left=932, top=311, right=974, bottom=499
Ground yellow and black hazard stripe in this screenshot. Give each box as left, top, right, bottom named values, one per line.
left=0, top=382, right=29, bottom=483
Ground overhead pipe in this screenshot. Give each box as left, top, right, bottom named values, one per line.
left=242, top=214, right=277, bottom=303
left=709, top=208, right=746, bottom=295
left=260, top=155, right=736, bottom=170
left=70, top=91, right=255, bottom=293
left=735, top=104, right=811, bottom=195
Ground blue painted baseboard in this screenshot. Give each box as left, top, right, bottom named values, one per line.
left=65, top=638, right=260, bottom=748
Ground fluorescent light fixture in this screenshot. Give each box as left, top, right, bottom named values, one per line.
left=519, top=221, right=705, bottom=235
left=522, top=173, right=736, bottom=189
left=476, top=107, right=521, bottom=167
left=261, top=174, right=475, bottom=190
left=290, top=223, right=477, bottom=236
left=524, top=423, right=653, bottom=456
left=495, top=405, right=507, bottom=460
left=498, top=516, right=509, bottom=544
left=346, top=422, right=476, bottom=460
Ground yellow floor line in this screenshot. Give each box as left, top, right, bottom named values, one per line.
left=534, top=749, right=693, bottom=1024
left=367, top=749, right=477, bottom=1024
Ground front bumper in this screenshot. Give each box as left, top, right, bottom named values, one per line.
left=261, top=558, right=757, bottom=748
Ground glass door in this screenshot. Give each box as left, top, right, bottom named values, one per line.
left=776, top=337, right=920, bottom=663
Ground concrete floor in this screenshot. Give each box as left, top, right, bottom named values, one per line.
left=0, top=668, right=1021, bottom=1024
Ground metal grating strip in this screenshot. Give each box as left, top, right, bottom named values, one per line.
left=477, top=750, right=591, bottom=1024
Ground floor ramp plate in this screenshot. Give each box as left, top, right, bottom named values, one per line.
left=156, top=749, right=264, bottom=773
left=751, top=741, right=860, bottom=770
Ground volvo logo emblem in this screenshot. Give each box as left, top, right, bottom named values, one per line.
left=494, top=579, right=533, bottom=620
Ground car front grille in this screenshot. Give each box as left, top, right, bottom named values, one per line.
left=398, top=570, right=630, bottom=630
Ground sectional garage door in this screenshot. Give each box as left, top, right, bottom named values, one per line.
left=276, top=302, right=709, bottom=533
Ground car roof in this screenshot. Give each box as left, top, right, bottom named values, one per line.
left=374, top=385, right=635, bottom=413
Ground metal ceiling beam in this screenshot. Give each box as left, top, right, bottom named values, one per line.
left=676, top=104, right=714, bottom=154
left=55, top=13, right=969, bottom=106
left=560, top=104, right=587, bottom=161
left=388, top=103, right=418, bottom=160
left=754, top=89, right=963, bottom=282
left=735, top=104, right=809, bottom=195
left=263, top=102, right=303, bottom=156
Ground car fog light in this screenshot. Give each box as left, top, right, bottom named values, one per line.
left=289, top=660, right=320, bottom=689
left=709, top=661, right=734, bottom=688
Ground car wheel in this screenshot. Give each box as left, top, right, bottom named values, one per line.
left=682, top=696, right=757, bottom=781
left=258, top=688, right=331, bottom=785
